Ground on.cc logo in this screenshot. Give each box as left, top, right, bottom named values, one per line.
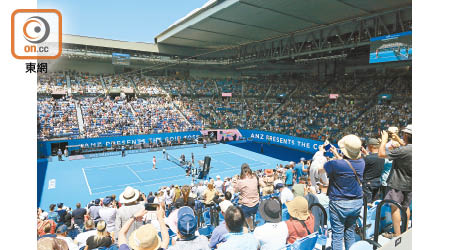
left=23, top=16, right=50, bottom=44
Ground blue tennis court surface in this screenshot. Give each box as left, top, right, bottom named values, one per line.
left=38, top=143, right=289, bottom=209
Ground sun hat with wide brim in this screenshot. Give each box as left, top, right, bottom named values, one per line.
left=286, top=196, right=310, bottom=220
left=119, top=186, right=140, bottom=204
left=338, top=134, right=362, bottom=160
left=401, top=124, right=412, bottom=134
left=128, top=224, right=161, bottom=250
left=259, top=199, right=282, bottom=223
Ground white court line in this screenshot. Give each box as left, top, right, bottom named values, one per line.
left=92, top=161, right=272, bottom=195
left=84, top=160, right=152, bottom=169
left=91, top=172, right=189, bottom=191
left=228, top=151, right=267, bottom=165
left=127, top=165, right=144, bottom=182
left=82, top=168, right=92, bottom=195
left=135, top=164, right=182, bottom=173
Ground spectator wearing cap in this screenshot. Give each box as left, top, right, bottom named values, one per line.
left=274, top=180, right=294, bottom=205
left=72, top=202, right=87, bottom=229
left=254, top=198, right=288, bottom=250
left=47, top=204, right=59, bottom=223
left=74, top=219, right=96, bottom=249
left=262, top=169, right=275, bottom=196
left=117, top=205, right=169, bottom=250
left=217, top=206, right=259, bottom=250
left=284, top=196, right=315, bottom=244
left=88, top=199, right=102, bottom=225
left=362, top=138, right=385, bottom=204
left=168, top=206, right=210, bottom=250
left=209, top=200, right=233, bottom=248
left=55, top=225, right=78, bottom=250
left=85, top=220, right=112, bottom=250
left=322, top=134, right=365, bottom=250
left=378, top=124, right=412, bottom=238
left=99, top=197, right=117, bottom=235
left=233, top=163, right=264, bottom=231
left=115, top=186, right=145, bottom=240
left=309, top=145, right=329, bottom=193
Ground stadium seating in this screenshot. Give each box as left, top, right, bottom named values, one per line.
left=37, top=71, right=411, bottom=143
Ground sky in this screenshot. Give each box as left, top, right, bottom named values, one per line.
left=38, top=0, right=208, bottom=43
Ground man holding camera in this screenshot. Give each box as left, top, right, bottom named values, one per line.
left=378, top=124, right=412, bottom=238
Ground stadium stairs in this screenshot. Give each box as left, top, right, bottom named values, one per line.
left=264, top=84, right=272, bottom=99
left=66, top=75, right=72, bottom=96
left=75, top=101, right=85, bottom=135
left=154, top=78, right=193, bottom=127
left=214, top=81, right=220, bottom=96
left=262, top=84, right=300, bottom=129
left=99, top=75, right=107, bottom=95
left=129, top=77, right=140, bottom=95
left=341, top=76, right=400, bottom=134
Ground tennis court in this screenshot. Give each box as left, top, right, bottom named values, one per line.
left=38, top=143, right=289, bottom=209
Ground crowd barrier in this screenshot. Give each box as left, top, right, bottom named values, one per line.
left=38, top=129, right=327, bottom=158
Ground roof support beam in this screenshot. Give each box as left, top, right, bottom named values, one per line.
left=239, top=1, right=322, bottom=25
left=208, top=16, right=285, bottom=34
left=334, top=0, right=372, bottom=14
left=186, top=27, right=256, bottom=42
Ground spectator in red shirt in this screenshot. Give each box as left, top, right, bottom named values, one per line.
left=284, top=196, right=315, bottom=244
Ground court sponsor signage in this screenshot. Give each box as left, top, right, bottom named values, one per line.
left=38, top=131, right=202, bottom=157
left=239, top=129, right=325, bottom=153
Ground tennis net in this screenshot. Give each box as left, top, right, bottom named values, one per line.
left=166, top=152, right=183, bottom=167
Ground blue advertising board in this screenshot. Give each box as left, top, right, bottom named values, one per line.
left=239, top=129, right=326, bottom=154
left=38, top=130, right=332, bottom=157
left=38, top=131, right=202, bottom=157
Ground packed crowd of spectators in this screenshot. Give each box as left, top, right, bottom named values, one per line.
left=38, top=97, right=80, bottom=140
left=79, top=97, right=136, bottom=138
left=38, top=72, right=67, bottom=94
left=37, top=71, right=411, bottom=144
left=38, top=125, right=412, bottom=249
left=69, top=72, right=105, bottom=94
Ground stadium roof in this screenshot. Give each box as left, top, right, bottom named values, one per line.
left=63, top=34, right=159, bottom=52
left=155, top=0, right=411, bottom=49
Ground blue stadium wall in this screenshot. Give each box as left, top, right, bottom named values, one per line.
left=37, top=130, right=326, bottom=158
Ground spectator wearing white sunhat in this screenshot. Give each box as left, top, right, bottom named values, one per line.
left=115, top=186, right=145, bottom=240
left=322, top=134, right=365, bottom=250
